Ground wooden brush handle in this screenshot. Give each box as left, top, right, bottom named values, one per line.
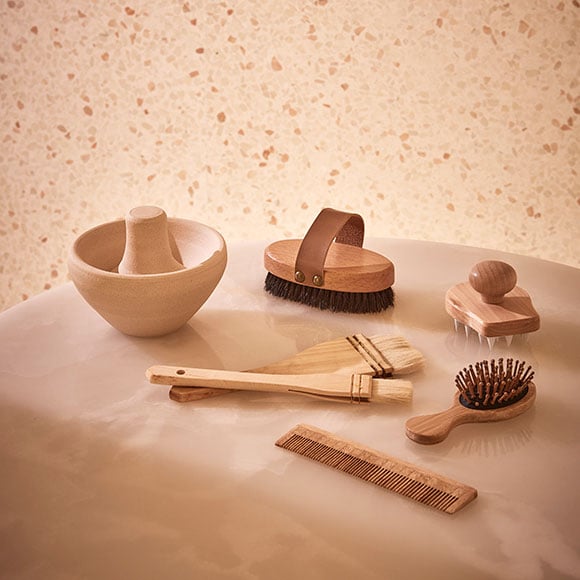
left=405, top=406, right=475, bottom=445
left=406, top=384, right=536, bottom=445
left=147, top=366, right=373, bottom=402
left=469, top=260, right=517, bottom=304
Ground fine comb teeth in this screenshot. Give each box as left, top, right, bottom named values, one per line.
left=275, top=424, right=477, bottom=514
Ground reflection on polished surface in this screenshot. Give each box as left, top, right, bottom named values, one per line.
left=0, top=240, right=579, bottom=579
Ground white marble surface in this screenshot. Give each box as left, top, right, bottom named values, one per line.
left=0, top=240, right=579, bottom=580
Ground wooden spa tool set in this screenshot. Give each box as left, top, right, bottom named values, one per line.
left=70, top=206, right=540, bottom=514
left=147, top=352, right=536, bottom=514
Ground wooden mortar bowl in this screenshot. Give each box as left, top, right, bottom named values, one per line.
left=68, top=217, right=227, bottom=337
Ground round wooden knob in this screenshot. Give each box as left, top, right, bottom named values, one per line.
left=118, top=206, right=185, bottom=275
left=468, top=260, right=517, bottom=304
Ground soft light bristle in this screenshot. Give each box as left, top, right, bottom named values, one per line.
left=371, top=378, right=413, bottom=403
left=455, top=358, right=534, bottom=410
left=264, top=272, right=394, bottom=313
left=369, top=335, right=426, bottom=376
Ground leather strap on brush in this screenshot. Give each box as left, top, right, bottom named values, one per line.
left=294, top=208, right=364, bottom=288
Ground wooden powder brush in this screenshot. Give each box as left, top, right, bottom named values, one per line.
left=147, top=367, right=413, bottom=404
left=445, top=260, right=540, bottom=349
left=406, top=358, right=536, bottom=444
left=169, top=334, right=425, bottom=403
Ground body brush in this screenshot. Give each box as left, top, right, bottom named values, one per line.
left=264, top=208, right=395, bottom=313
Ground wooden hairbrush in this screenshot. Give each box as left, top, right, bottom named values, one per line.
left=406, top=358, right=536, bottom=444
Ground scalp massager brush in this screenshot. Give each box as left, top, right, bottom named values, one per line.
left=445, top=260, right=540, bottom=349
left=405, top=358, right=536, bottom=444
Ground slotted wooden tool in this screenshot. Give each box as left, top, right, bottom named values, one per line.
left=276, top=424, right=477, bottom=514
left=169, top=334, right=424, bottom=402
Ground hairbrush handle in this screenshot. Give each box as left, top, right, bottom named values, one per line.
left=405, top=405, right=475, bottom=444
left=146, top=366, right=374, bottom=402
left=406, top=383, right=536, bottom=445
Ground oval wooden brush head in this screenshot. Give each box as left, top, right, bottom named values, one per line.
left=406, top=359, right=536, bottom=445
left=263, top=208, right=395, bottom=313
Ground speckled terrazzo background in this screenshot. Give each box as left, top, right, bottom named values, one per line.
left=1, top=0, right=579, bottom=311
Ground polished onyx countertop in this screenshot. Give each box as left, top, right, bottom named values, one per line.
left=1, top=239, right=579, bottom=580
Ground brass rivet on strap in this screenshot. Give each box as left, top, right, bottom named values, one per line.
left=295, top=270, right=305, bottom=283
left=312, top=274, right=323, bottom=287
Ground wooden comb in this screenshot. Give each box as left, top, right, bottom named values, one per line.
left=275, top=424, right=477, bottom=514
left=169, top=334, right=424, bottom=402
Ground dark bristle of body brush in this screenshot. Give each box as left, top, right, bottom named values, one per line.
left=455, top=358, right=534, bottom=410
left=264, top=272, right=394, bottom=314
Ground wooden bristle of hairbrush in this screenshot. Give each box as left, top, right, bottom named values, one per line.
left=169, top=334, right=425, bottom=403
left=406, top=358, right=536, bottom=445
left=276, top=424, right=477, bottom=514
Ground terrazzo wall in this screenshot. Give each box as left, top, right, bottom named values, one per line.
left=1, top=0, right=579, bottom=312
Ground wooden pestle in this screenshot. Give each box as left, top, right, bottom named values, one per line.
left=118, top=206, right=185, bottom=275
